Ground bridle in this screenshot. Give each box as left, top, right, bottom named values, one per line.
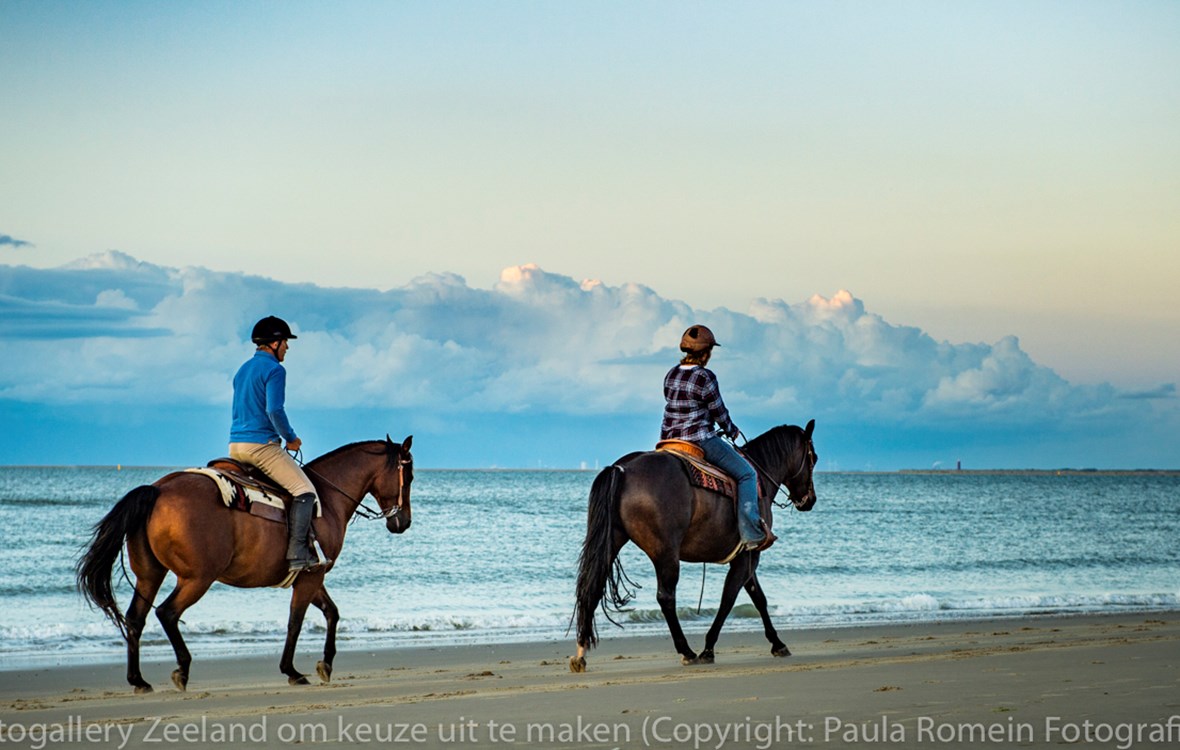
left=738, top=435, right=815, bottom=510
left=296, top=448, right=413, bottom=523
left=353, top=452, right=413, bottom=522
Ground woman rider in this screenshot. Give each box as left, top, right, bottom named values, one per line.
left=661, top=325, right=774, bottom=552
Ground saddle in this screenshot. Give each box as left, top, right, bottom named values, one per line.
left=183, top=458, right=304, bottom=524
left=655, top=440, right=740, bottom=501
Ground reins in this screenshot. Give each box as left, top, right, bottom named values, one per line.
left=292, top=448, right=410, bottom=524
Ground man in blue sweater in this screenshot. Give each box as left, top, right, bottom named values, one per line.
left=230, top=316, right=327, bottom=573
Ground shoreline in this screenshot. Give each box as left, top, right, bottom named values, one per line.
left=3, top=611, right=1178, bottom=748
left=5, top=604, right=1176, bottom=673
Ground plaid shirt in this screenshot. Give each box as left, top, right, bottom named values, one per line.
left=660, top=365, right=739, bottom=442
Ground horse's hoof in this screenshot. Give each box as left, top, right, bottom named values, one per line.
left=288, top=674, right=310, bottom=686
left=772, top=644, right=792, bottom=658
left=170, top=670, right=187, bottom=692
left=698, top=651, right=715, bottom=665
left=569, top=656, right=586, bottom=673
left=133, top=684, right=154, bottom=695
left=316, top=661, right=332, bottom=683
left=680, top=654, right=700, bottom=666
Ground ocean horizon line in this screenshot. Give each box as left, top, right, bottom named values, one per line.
left=2, top=464, right=1177, bottom=475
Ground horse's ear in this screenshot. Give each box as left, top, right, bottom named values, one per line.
left=804, top=419, right=815, bottom=439
left=403, top=435, right=413, bottom=451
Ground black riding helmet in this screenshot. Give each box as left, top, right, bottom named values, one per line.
left=251, top=316, right=297, bottom=345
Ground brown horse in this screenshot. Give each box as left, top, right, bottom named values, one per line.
left=76, top=435, right=413, bottom=693
left=570, top=421, right=816, bottom=671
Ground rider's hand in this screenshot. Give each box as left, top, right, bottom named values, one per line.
left=285, top=437, right=302, bottom=453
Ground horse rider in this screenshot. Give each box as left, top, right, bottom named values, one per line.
left=661, top=325, right=775, bottom=552
left=229, top=316, right=328, bottom=573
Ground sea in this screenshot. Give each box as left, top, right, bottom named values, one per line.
left=1, top=467, right=1177, bottom=670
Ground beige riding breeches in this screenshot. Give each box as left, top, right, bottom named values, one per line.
left=228, top=441, right=315, bottom=497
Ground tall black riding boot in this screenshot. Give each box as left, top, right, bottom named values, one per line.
left=286, top=493, right=328, bottom=572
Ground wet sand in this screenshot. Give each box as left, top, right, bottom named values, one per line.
left=2, top=613, right=1178, bottom=748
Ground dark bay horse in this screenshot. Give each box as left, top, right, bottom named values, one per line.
left=76, top=436, right=413, bottom=693
left=570, top=421, right=816, bottom=671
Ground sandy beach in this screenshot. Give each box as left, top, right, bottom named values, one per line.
left=2, top=613, right=1178, bottom=749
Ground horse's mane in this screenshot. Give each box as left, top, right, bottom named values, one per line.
left=743, top=425, right=803, bottom=470
left=307, top=439, right=401, bottom=471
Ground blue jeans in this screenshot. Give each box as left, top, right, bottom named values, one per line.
left=700, top=435, right=763, bottom=544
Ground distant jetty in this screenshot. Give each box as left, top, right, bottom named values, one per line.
left=898, top=468, right=1180, bottom=477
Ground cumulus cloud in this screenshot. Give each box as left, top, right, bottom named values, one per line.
left=0, top=252, right=1174, bottom=467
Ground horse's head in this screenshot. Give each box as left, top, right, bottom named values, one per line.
left=374, top=434, right=414, bottom=533
left=785, top=419, right=818, bottom=511
left=744, top=420, right=818, bottom=512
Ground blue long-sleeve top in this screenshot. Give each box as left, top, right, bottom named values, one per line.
left=230, top=350, right=298, bottom=444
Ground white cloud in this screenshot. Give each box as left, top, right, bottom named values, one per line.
left=94, top=289, right=138, bottom=310
left=0, top=254, right=1173, bottom=443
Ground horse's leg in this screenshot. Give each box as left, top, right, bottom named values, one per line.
left=744, top=567, right=790, bottom=657
left=124, top=569, right=165, bottom=693
left=155, top=576, right=216, bottom=691
left=699, top=557, right=755, bottom=664
left=279, top=579, right=321, bottom=685
left=653, top=553, right=698, bottom=665
left=310, top=586, right=339, bottom=683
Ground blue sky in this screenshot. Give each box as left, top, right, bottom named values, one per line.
left=1, top=2, right=1177, bottom=468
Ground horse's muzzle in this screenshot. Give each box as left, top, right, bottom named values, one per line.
left=386, top=515, right=410, bottom=533
left=793, top=490, right=817, bottom=512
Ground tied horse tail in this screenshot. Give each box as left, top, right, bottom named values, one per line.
left=573, top=464, right=636, bottom=650
left=75, top=485, right=160, bottom=637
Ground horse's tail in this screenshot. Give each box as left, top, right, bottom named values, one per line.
left=573, top=464, right=636, bottom=650
left=75, top=485, right=160, bottom=637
